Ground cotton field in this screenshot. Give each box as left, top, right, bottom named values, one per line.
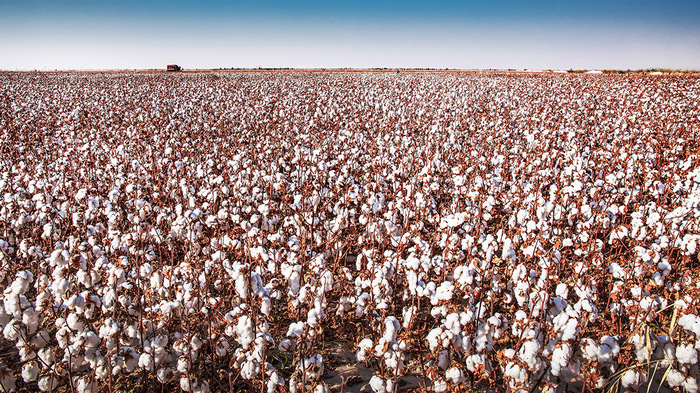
left=1, top=71, right=699, bottom=393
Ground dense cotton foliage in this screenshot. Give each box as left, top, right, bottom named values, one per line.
left=0, top=71, right=699, bottom=392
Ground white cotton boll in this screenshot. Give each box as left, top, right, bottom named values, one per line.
left=38, top=375, right=58, bottom=392
left=518, top=340, right=542, bottom=371
left=676, top=344, right=697, bottom=365
left=11, top=271, right=33, bottom=295
left=598, top=336, right=620, bottom=364
left=555, top=283, right=569, bottom=299
left=22, top=307, right=40, bottom=334
left=684, top=377, right=699, bottom=393
left=157, top=367, right=173, bottom=384
left=446, top=367, right=465, bottom=384
left=215, top=339, right=230, bottom=357
left=437, top=350, right=450, bottom=369
left=434, top=379, right=447, bottom=393
left=551, top=344, right=572, bottom=376
left=21, top=360, right=39, bottom=382
left=666, top=368, right=684, bottom=387
left=75, top=188, right=87, bottom=201
left=38, top=347, right=55, bottom=366
left=18, top=345, right=37, bottom=362
left=561, top=318, right=579, bottom=341
left=56, top=326, right=72, bottom=348
left=266, top=376, right=280, bottom=393
left=307, top=307, right=323, bottom=327
left=31, top=330, right=51, bottom=349
left=369, top=376, right=386, bottom=393
left=278, top=339, right=293, bottom=352
left=67, top=312, right=84, bottom=332
left=286, top=321, right=305, bottom=338
left=177, top=356, right=190, bottom=373
left=427, top=328, right=443, bottom=351
left=504, top=362, right=528, bottom=388
left=180, top=376, right=197, bottom=392
left=382, top=316, right=400, bottom=344
left=357, top=339, right=373, bottom=362
left=313, top=383, right=328, bottom=393
left=138, top=353, right=154, bottom=371
left=75, top=376, right=97, bottom=393
left=465, top=354, right=486, bottom=373
left=191, top=335, right=203, bottom=351
left=620, top=370, right=639, bottom=389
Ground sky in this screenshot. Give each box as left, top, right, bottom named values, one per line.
left=1, top=0, right=699, bottom=70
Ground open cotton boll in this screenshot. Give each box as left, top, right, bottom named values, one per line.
left=676, top=344, right=697, bottom=365
left=157, top=367, right=174, bottom=384
left=504, top=362, right=528, bottom=389
left=465, top=354, right=487, bottom=373
left=313, top=383, right=329, bottom=393
left=446, top=367, right=465, bottom=384
left=138, top=353, right=155, bottom=371
left=369, top=376, right=387, bottom=393
left=21, top=360, right=39, bottom=382
left=267, top=371, right=284, bottom=393
left=10, top=271, right=33, bottom=295
left=550, top=344, right=572, bottom=376
left=665, top=368, right=685, bottom=388
left=620, top=369, right=643, bottom=389
left=38, top=375, right=58, bottom=392
left=684, top=377, right=699, bottom=393
left=74, top=376, right=98, bottom=393
left=357, top=338, right=373, bottom=362
left=180, top=376, right=197, bottom=392
left=434, top=379, right=448, bottom=393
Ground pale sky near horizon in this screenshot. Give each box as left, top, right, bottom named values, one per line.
left=1, top=0, right=698, bottom=70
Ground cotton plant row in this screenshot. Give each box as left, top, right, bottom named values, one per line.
left=0, top=71, right=698, bottom=393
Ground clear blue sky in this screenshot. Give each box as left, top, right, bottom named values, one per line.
left=1, top=0, right=698, bottom=70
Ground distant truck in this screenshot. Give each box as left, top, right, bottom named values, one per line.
left=166, top=64, right=182, bottom=72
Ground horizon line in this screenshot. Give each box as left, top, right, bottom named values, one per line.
left=2, top=67, right=699, bottom=73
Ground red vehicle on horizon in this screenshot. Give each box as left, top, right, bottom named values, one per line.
left=166, top=64, right=182, bottom=72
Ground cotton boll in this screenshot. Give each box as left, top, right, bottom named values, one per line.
left=38, top=347, right=55, bottom=366
left=446, top=367, right=465, bottom=384
left=465, top=354, right=487, bottom=373
left=180, top=376, right=197, bottom=392
left=551, top=344, right=572, bottom=376
left=138, top=353, right=154, bottom=371
left=666, top=368, right=685, bottom=388
left=74, top=376, right=97, bottom=393
left=215, top=339, right=230, bottom=357
left=11, top=271, right=33, bottom=295
left=261, top=297, right=271, bottom=316
left=434, top=379, right=447, bottom=393
left=684, top=377, right=699, bottom=393
left=278, top=339, right=294, bottom=353
left=38, top=375, right=58, bottom=392
left=177, top=356, right=190, bottom=373
left=313, top=383, right=329, bottom=393
left=31, top=330, right=51, bottom=349
left=21, top=361, right=39, bottom=383
left=66, top=312, right=84, bottom=332
left=357, top=338, right=373, bottom=362
left=504, top=362, right=528, bottom=389
left=369, top=376, right=387, bottom=393
left=620, top=370, right=640, bottom=389
left=676, top=344, right=697, bottom=365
